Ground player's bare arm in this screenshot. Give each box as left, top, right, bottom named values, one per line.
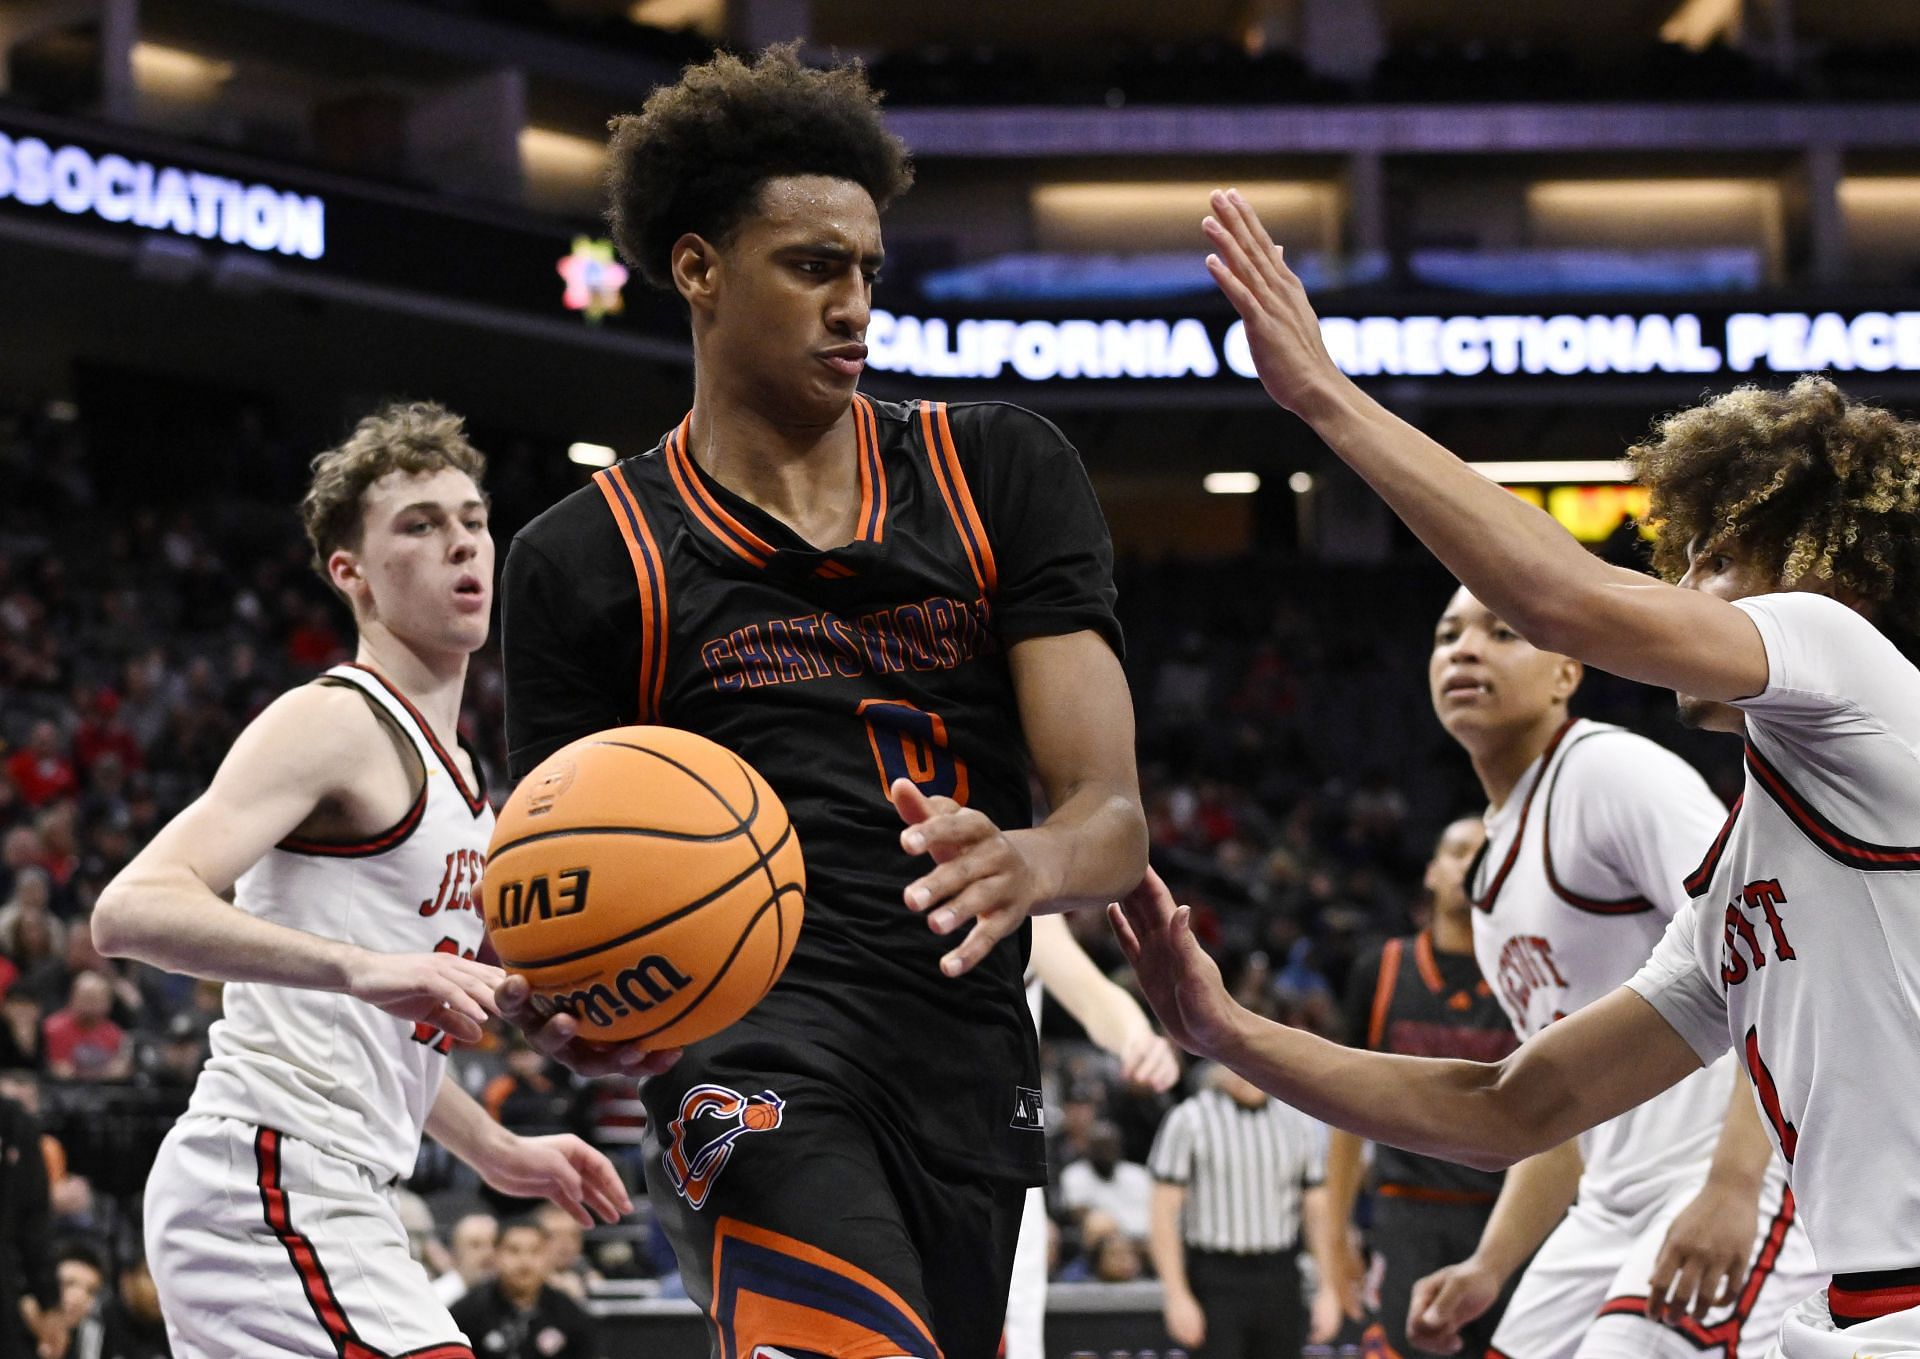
left=423, top=1075, right=631, bottom=1228
left=898, top=627, right=1147, bottom=977
left=1646, top=1075, right=1774, bottom=1325
left=1203, top=188, right=1772, bottom=704
left=93, top=683, right=503, bottom=1041
left=1407, top=1140, right=1582, bottom=1355
left=1029, top=912, right=1178, bottom=1091
left=1112, top=871, right=1699, bottom=1169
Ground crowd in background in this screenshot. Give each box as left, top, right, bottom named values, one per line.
left=0, top=398, right=1735, bottom=1345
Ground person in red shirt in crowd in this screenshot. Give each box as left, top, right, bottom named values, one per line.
left=42, top=972, right=131, bottom=1082
left=283, top=600, right=346, bottom=671
left=72, top=689, right=143, bottom=776
left=6, top=722, right=76, bottom=809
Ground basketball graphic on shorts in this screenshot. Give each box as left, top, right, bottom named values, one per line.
left=483, top=726, right=805, bottom=1048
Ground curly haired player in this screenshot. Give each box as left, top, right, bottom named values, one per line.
left=496, top=47, right=1148, bottom=1359
left=1114, top=189, right=1920, bottom=1359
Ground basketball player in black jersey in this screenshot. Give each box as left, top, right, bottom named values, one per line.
left=1327, top=818, right=1519, bottom=1359
left=493, top=46, right=1148, bottom=1359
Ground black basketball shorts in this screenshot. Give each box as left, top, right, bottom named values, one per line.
left=642, top=1067, right=1027, bottom=1359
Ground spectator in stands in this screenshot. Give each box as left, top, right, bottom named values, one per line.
left=0, top=1082, right=60, bottom=1359
left=532, top=1204, right=598, bottom=1300
left=435, top=1212, right=499, bottom=1307
left=480, top=1038, right=588, bottom=1215
left=0, top=870, right=62, bottom=958
left=449, top=1217, right=600, bottom=1359
left=144, top=1012, right=209, bottom=1088
left=72, top=690, right=141, bottom=779
left=0, top=829, right=42, bottom=907
left=1059, top=1121, right=1153, bottom=1243
left=6, top=722, right=76, bottom=810
left=43, top=972, right=131, bottom=1081
left=0, top=995, right=41, bottom=1070
left=1091, top=1231, right=1147, bottom=1284
left=98, top=1254, right=171, bottom=1359
left=8, top=910, right=68, bottom=1014
left=54, top=1243, right=108, bottom=1348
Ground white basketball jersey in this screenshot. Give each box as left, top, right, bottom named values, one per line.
left=1630, top=593, right=1920, bottom=1274
left=187, top=663, right=493, bottom=1182
left=1470, top=718, right=1738, bottom=1213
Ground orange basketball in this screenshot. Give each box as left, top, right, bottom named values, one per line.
left=483, top=726, right=804, bottom=1048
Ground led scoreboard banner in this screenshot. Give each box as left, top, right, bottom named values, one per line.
left=9, top=110, right=1920, bottom=390
left=863, top=307, right=1920, bottom=384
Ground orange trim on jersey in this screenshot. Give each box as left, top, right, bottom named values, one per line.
left=665, top=420, right=776, bottom=567
left=1591, top=1188, right=1796, bottom=1355
left=279, top=783, right=426, bottom=858
left=1471, top=718, right=1576, bottom=914
left=255, top=1127, right=477, bottom=1359
left=337, top=665, right=486, bottom=816
left=592, top=466, right=671, bottom=723
left=709, top=1217, right=942, bottom=1359
left=1367, top=938, right=1403, bottom=1049
left=918, top=402, right=997, bottom=599
left=853, top=394, right=888, bottom=544
left=1413, top=930, right=1446, bottom=992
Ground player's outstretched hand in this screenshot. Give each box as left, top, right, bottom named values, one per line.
left=893, top=779, right=1053, bottom=978
left=1406, top=1258, right=1502, bottom=1355
left=348, top=949, right=505, bottom=1044
left=479, top=1133, right=633, bottom=1229
left=1107, top=870, right=1241, bottom=1058
left=1647, top=1179, right=1758, bottom=1325
left=1202, top=187, right=1349, bottom=420
left=1118, top=1029, right=1181, bottom=1093
left=494, top=974, right=682, bottom=1079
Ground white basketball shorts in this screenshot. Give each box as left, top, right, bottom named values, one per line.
left=1001, top=1185, right=1048, bottom=1359
left=1491, top=1176, right=1816, bottom=1359
left=146, top=1114, right=472, bottom=1359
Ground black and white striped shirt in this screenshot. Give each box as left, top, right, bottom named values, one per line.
left=1147, top=1088, right=1325, bottom=1254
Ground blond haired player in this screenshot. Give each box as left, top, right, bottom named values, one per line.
left=95, top=403, right=630, bottom=1359
left=1405, top=588, right=1816, bottom=1359
left=1113, top=190, right=1920, bottom=1359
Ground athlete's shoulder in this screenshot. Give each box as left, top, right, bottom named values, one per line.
left=512, top=454, right=670, bottom=557
left=216, top=677, right=392, bottom=796
left=938, top=400, right=1078, bottom=465
left=1560, top=720, right=1710, bottom=794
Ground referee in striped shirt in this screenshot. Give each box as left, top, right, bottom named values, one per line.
left=1148, top=1063, right=1344, bottom=1357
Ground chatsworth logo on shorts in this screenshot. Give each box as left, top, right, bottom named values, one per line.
left=663, top=1084, right=785, bottom=1209
left=0, top=129, right=325, bottom=259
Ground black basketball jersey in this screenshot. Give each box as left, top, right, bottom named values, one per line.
left=501, top=395, right=1121, bottom=1184
left=1342, top=932, right=1516, bottom=1200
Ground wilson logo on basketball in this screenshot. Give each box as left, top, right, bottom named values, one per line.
left=492, top=868, right=591, bottom=929
left=534, top=954, right=694, bottom=1030
left=663, top=1083, right=784, bottom=1208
